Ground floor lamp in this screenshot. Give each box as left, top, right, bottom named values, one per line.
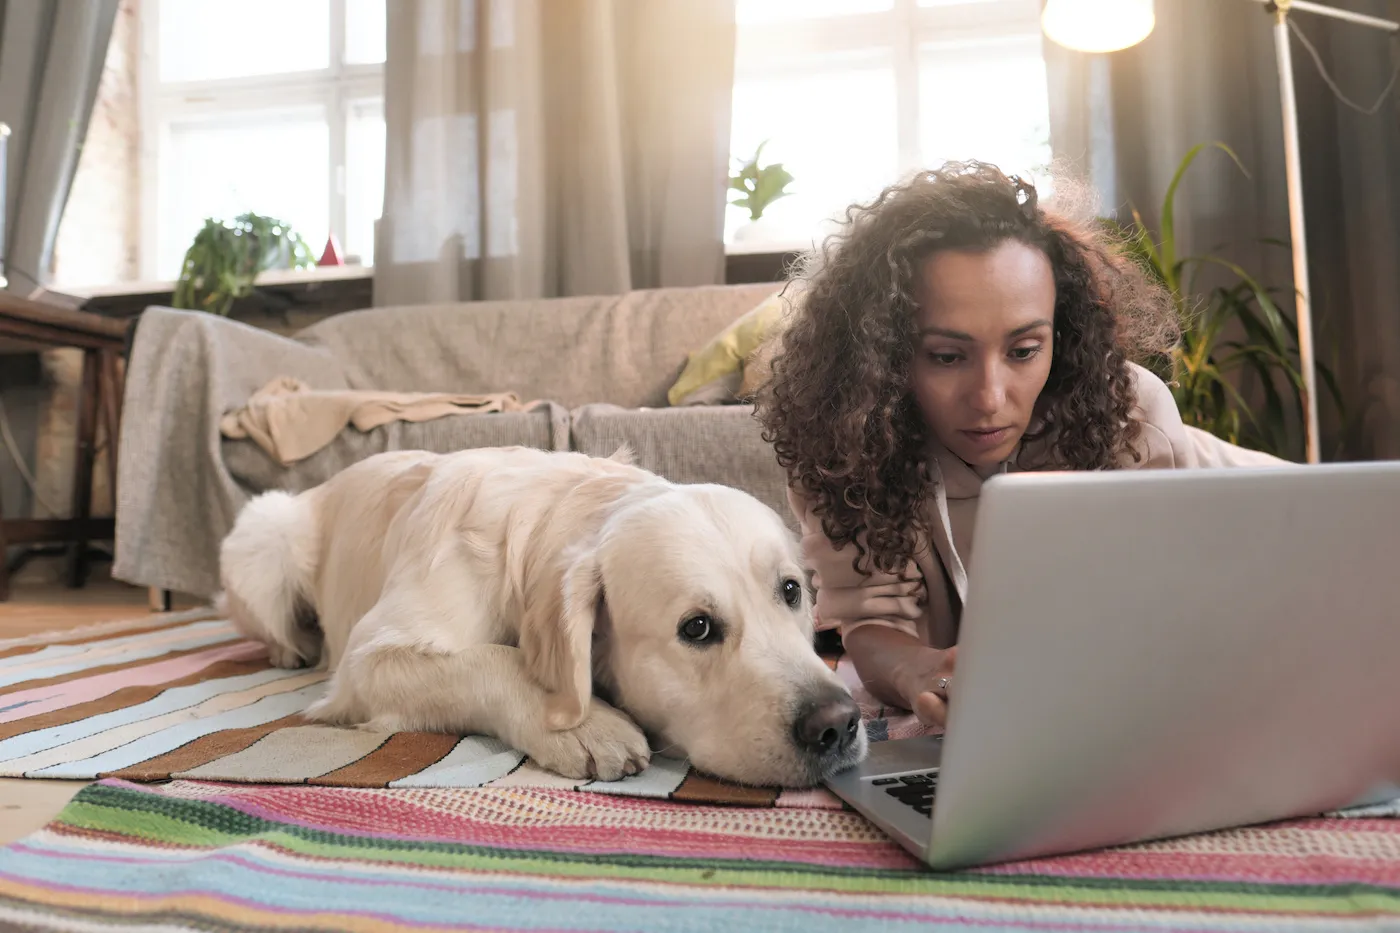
left=1041, top=0, right=1400, bottom=464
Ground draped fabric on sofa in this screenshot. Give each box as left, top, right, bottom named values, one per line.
left=375, top=0, right=738, bottom=306
left=1042, top=0, right=1400, bottom=461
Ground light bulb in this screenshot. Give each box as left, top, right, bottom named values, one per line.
left=1042, top=0, right=1155, bottom=54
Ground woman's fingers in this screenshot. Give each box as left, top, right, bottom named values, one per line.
left=912, top=691, right=948, bottom=728
left=861, top=596, right=924, bottom=619
left=817, top=588, right=923, bottom=622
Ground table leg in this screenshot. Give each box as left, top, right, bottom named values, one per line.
left=0, top=487, right=9, bottom=603
left=65, top=349, right=100, bottom=589
left=99, top=351, right=121, bottom=508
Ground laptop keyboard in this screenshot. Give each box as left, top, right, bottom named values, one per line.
left=873, top=771, right=939, bottom=816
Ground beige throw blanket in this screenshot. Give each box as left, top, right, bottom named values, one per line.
left=221, top=376, right=537, bottom=465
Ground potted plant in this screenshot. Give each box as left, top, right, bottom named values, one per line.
left=1103, top=142, right=1344, bottom=461
left=172, top=212, right=317, bottom=317
left=728, top=140, right=795, bottom=243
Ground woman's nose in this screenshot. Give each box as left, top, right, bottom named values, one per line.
left=968, top=367, right=1007, bottom=415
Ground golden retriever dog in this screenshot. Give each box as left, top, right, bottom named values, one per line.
left=217, top=446, right=867, bottom=787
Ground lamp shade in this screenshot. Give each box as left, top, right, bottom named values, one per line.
left=1041, top=0, right=1155, bottom=53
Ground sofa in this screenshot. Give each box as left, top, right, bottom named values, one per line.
left=113, top=282, right=790, bottom=600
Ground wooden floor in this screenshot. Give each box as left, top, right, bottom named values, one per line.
left=0, top=566, right=202, bottom=844
left=0, top=568, right=200, bottom=637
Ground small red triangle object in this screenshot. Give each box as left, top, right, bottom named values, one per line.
left=318, top=233, right=344, bottom=266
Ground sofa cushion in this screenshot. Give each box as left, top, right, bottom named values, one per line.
left=294, top=283, right=782, bottom=410
left=666, top=289, right=785, bottom=406
left=568, top=403, right=793, bottom=525
left=225, top=403, right=568, bottom=495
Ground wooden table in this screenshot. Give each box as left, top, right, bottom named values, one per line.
left=0, top=292, right=133, bottom=601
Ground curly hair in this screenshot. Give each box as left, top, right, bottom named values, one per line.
left=756, top=161, right=1180, bottom=576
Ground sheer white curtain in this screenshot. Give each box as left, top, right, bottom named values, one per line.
left=374, top=0, right=737, bottom=305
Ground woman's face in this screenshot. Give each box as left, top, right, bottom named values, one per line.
left=910, top=239, right=1056, bottom=468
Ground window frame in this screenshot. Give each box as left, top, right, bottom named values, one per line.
left=137, top=0, right=384, bottom=280
left=729, top=0, right=1048, bottom=249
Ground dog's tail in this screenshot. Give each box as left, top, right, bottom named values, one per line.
left=217, top=490, right=323, bottom=669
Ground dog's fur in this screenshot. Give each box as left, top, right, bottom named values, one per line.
left=217, top=446, right=867, bottom=786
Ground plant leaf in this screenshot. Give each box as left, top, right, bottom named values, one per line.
left=173, top=212, right=313, bottom=316
left=1183, top=254, right=1290, bottom=350
left=1160, top=141, right=1249, bottom=281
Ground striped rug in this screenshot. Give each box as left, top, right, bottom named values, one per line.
left=0, top=609, right=917, bottom=804
left=1, top=777, right=1398, bottom=932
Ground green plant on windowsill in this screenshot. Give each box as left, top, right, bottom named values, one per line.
left=173, top=213, right=317, bottom=317
left=728, top=140, right=795, bottom=223
left=1102, top=142, right=1345, bottom=462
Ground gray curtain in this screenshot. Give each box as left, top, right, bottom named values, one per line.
left=375, top=0, right=737, bottom=306
left=1043, top=0, right=1400, bottom=461
left=0, top=0, right=119, bottom=293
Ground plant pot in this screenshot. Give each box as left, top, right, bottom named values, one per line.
left=733, top=216, right=780, bottom=244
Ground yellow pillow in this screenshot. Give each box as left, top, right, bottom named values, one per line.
left=667, top=291, right=787, bottom=406
left=740, top=329, right=781, bottom=399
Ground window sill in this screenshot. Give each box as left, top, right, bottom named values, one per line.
left=65, top=248, right=801, bottom=324
left=72, top=264, right=374, bottom=331
left=724, top=238, right=812, bottom=256
left=60, top=263, right=374, bottom=301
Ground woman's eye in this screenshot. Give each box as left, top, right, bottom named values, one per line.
left=1010, top=344, right=1042, bottom=362
left=928, top=351, right=961, bottom=366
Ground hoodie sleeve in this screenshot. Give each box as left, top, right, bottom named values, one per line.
left=1122, top=362, right=1290, bottom=469
left=786, top=486, right=927, bottom=640
left=1122, top=362, right=1194, bottom=469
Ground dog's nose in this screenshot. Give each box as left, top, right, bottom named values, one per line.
left=793, top=693, right=862, bottom=757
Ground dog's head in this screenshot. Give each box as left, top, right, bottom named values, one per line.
left=520, top=482, right=867, bottom=788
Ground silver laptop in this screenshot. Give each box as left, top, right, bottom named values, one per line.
left=825, top=461, right=1400, bottom=871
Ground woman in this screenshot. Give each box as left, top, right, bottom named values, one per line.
left=756, top=161, right=1278, bottom=729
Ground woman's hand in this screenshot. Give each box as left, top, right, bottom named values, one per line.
left=897, top=645, right=957, bottom=728
left=842, top=626, right=957, bottom=728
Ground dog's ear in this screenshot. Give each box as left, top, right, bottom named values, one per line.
left=520, top=548, right=601, bottom=731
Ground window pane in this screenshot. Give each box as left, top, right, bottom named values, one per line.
left=729, top=54, right=898, bottom=246
left=158, top=111, right=330, bottom=280
left=159, top=0, right=329, bottom=82
left=916, top=0, right=1040, bottom=29
left=346, top=0, right=387, bottom=64
left=917, top=36, right=1052, bottom=185
left=738, top=0, right=892, bottom=25
left=346, top=100, right=386, bottom=265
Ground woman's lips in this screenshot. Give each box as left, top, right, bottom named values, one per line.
left=960, top=426, right=1013, bottom=448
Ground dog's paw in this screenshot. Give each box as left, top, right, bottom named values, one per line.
left=266, top=643, right=308, bottom=670
left=527, top=701, right=651, bottom=782
left=303, top=686, right=359, bottom=726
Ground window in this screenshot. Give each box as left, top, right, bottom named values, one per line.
left=140, top=0, right=386, bottom=280
left=728, top=0, right=1053, bottom=248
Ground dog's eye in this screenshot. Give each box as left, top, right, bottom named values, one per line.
left=781, top=578, right=802, bottom=608
left=679, top=614, right=716, bottom=645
